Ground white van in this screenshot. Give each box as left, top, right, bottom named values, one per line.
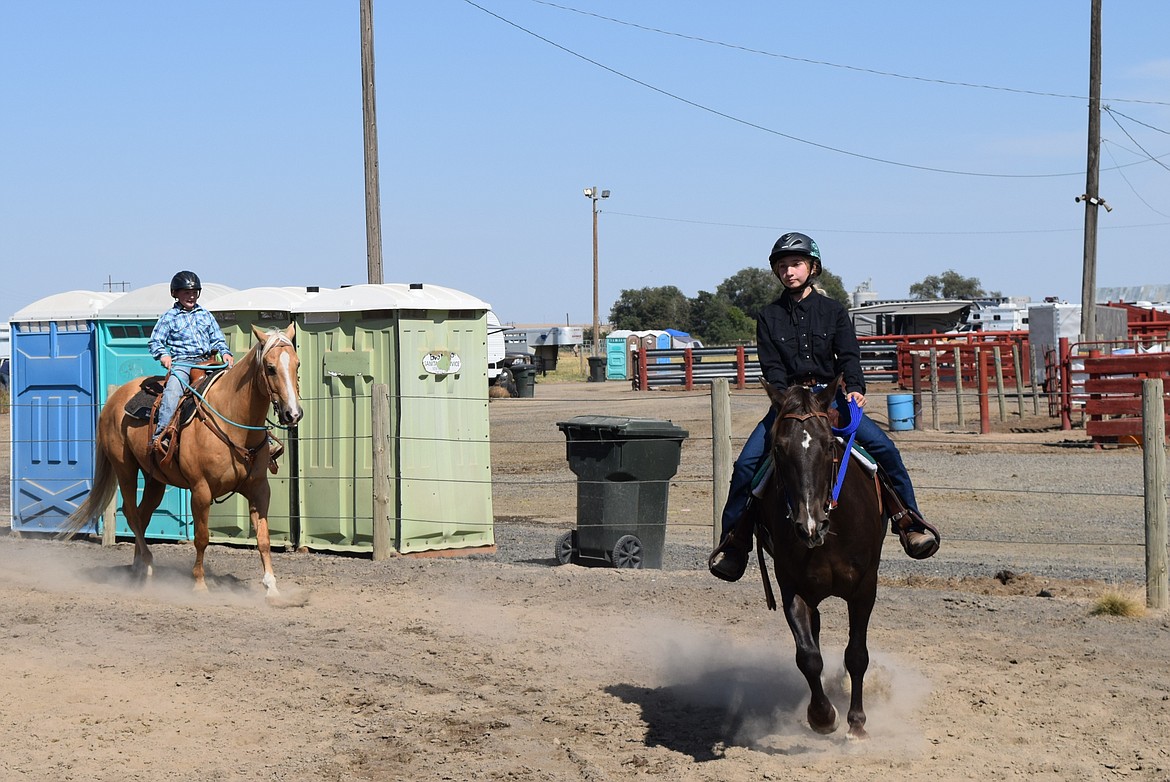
left=486, top=311, right=507, bottom=385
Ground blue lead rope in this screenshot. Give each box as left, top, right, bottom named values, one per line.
left=828, top=392, right=862, bottom=508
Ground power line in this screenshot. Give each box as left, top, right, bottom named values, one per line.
left=463, top=1, right=1167, bottom=179
left=603, top=209, right=1170, bottom=235
left=529, top=0, right=1170, bottom=108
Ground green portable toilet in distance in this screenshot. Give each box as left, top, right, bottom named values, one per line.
left=203, top=286, right=330, bottom=547
left=95, top=281, right=236, bottom=540
left=292, top=283, right=494, bottom=554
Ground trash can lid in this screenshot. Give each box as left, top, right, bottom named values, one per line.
left=556, top=415, right=688, bottom=440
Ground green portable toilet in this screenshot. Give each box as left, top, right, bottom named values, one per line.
left=292, top=283, right=494, bottom=554
left=95, top=282, right=236, bottom=540
left=203, top=286, right=330, bottom=547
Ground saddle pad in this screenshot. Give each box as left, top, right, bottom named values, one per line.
left=123, top=377, right=167, bottom=421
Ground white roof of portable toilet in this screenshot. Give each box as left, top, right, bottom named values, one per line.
left=292, top=283, right=490, bottom=313
left=606, top=329, right=635, bottom=339
left=10, top=290, right=123, bottom=322
left=204, top=286, right=330, bottom=312
left=97, top=282, right=237, bottom=319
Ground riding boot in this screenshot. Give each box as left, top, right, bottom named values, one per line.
left=879, top=477, right=940, bottom=559
left=707, top=505, right=757, bottom=582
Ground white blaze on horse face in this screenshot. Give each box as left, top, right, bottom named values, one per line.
left=276, top=351, right=302, bottom=420
left=801, top=430, right=812, bottom=450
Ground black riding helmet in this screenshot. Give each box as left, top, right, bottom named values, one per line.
left=768, top=232, right=822, bottom=277
left=170, top=270, right=202, bottom=294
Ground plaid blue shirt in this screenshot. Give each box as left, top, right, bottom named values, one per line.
left=149, top=303, right=231, bottom=361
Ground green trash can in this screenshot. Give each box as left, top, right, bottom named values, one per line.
left=513, top=364, right=536, bottom=398
left=554, top=415, right=689, bottom=569
left=587, top=355, right=607, bottom=383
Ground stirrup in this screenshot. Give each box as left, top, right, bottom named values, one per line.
left=892, top=510, right=940, bottom=560
left=708, top=531, right=751, bottom=582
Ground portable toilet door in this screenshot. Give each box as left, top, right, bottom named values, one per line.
left=95, top=282, right=236, bottom=541
left=10, top=291, right=121, bottom=533
left=393, top=284, right=493, bottom=554
left=605, top=329, right=633, bottom=380
left=653, top=330, right=672, bottom=363
left=292, top=283, right=495, bottom=554
left=292, top=286, right=398, bottom=552
left=204, top=286, right=327, bottom=547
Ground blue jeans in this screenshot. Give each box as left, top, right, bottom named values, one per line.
left=719, top=397, right=920, bottom=537
left=152, top=363, right=192, bottom=441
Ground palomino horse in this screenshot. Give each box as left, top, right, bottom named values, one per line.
left=61, top=324, right=303, bottom=600
left=755, top=377, right=886, bottom=740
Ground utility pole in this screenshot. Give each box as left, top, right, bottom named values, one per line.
left=583, top=187, right=610, bottom=357
left=1078, top=0, right=1103, bottom=344
left=360, top=0, right=384, bottom=285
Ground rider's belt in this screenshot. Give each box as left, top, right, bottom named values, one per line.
left=791, top=374, right=828, bottom=387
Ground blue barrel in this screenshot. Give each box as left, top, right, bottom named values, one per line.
left=887, top=393, right=915, bottom=431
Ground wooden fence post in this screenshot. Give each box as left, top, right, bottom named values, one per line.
left=978, top=348, right=991, bottom=434
left=371, top=383, right=393, bottom=560
left=929, top=347, right=940, bottom=430
left=953, top=346, right=965, bottom=429
left=102, top=384, right=118, bottom=547
left=1012, top=344, right=1026, bottom=421
left=711, top=378, right=732, bottom=548
left=993, top=346, right=1006, bottom=422
left=1143, top=378, right=1168, bottom=610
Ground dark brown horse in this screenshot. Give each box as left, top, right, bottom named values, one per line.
left=756, top=378, right=886, bottom=740
left=60, top=324, right=303, bottom=601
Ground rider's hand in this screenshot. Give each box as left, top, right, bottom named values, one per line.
left=847, top=391, right=867, bottom=409
left=160, top=355, right=173, bottom=371
left=225, top=354, right=235, bottom=368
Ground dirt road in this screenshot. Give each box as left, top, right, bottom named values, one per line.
left=1, top=383, right=1167, bottom=781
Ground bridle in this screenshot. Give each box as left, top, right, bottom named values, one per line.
left=775, top=394, right=862, bottom=514
left=256, top=332, right=299, bottom=426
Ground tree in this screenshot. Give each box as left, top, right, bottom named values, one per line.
left=715, top=268, right=782, bottom=321
left=909, top=270, right=986, bottom=300
left=716, top=265, right=850, bottom=315
left=609, top=286, right=691, bottom=331
left=686, top=291, right=755, bottom=344
left=815, top=268, right=850, bottom=307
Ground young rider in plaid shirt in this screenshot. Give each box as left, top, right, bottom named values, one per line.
left=148, top=270, right=233, bottom=449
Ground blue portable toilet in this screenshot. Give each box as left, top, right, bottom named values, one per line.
left=652, top=330, right=672, bottom=363
left=94, top=282, right=236, bottom=541
left=605, top=329, right=635, bottom=380
left=10, top=290, right=122, bottom=533
left=203, top=286, right=329, bottom=547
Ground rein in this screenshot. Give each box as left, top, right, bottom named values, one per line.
left=778, top=395, right=863, bottom=512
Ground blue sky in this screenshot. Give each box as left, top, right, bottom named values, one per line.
left=2, top=1, right=1168, bottom=326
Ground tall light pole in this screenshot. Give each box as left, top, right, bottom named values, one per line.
left=583, top=186, right=610, bottom=357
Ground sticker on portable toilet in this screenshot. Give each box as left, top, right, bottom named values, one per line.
left=422, top=351, right=462, bottom=375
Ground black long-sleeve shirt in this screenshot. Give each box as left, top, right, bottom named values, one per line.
left=755, top=289, right=865, bottom=395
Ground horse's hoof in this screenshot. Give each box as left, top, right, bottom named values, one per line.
left=808, top=705, right=839, bottom=735
left=847, top=725, right=870, bottom=741
left=192, top=582, right=209, bottom=594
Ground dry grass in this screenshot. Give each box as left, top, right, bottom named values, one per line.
left=1090, top=589, right=1148, bottom=618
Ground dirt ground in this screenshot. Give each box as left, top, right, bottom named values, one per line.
left=2, top=382, right=1169, bottom=782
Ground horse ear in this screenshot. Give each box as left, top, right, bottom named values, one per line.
left=251, top=324, right=268, bottom=344
left=816, top=381, right=837, bottom=410
left=761, top=378, right=786, bottom=409
left=283, top=322, right=296, bottom=342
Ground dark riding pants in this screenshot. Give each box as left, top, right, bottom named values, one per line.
left=719, top=398, right=919, bottom=537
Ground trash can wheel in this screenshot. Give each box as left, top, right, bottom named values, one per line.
left=554, top=530, right=577, bottom=565
left=610, top=534, right=644, bottom=569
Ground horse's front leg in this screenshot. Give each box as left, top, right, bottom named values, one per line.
left=127, top=476, right=166, bottom=582
left=190, top=487, right=212, bottom=592
left=248, top=483, right=279, bottom=599
left=781, top=587, right=838, bottom=734
left=843, top=592, right=877, bottom=740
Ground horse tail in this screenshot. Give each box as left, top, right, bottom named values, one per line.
left=57, top=436, right=118, bottom=539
